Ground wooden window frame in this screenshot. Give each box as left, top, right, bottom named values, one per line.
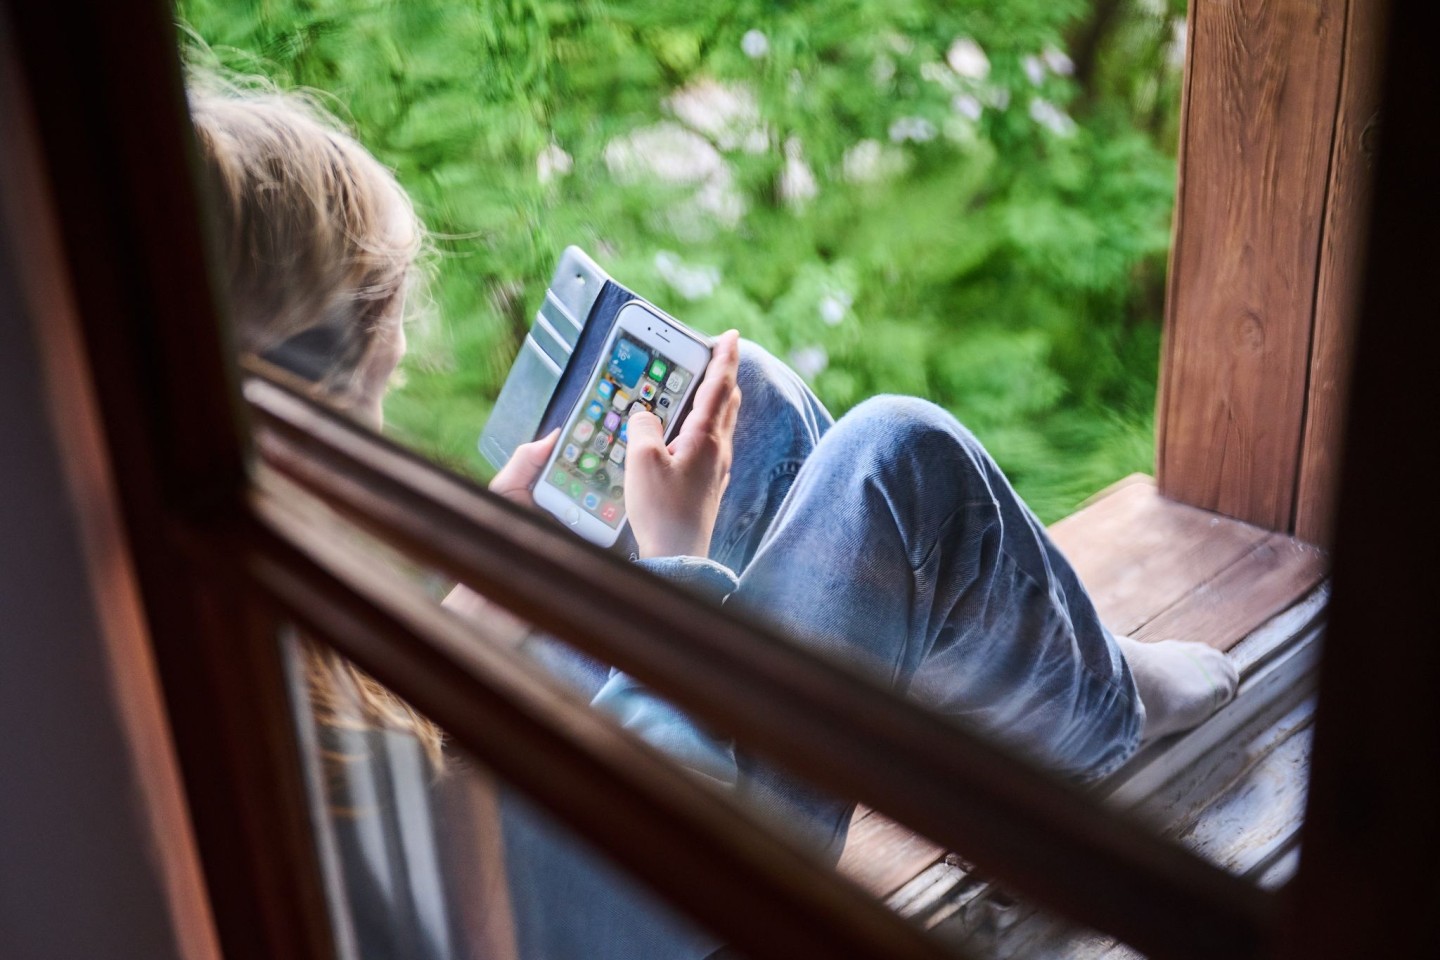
left=3, top=1, right=1434, bottom=959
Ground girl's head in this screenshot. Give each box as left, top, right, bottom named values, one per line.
left=191, top=78, right=442, bottom=764
left=189, top=81, right=422, bottom=425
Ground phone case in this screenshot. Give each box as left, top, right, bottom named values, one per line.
left=477, top=247, right=607, bottom=470
left=478, top=246, right=712, bottom=471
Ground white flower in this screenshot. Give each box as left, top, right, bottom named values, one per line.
left=605, top=122, right=725, bottom=184
left=666, top=79, right=763, bottom=152
left=951, top=93, right=983, bottom=121
left=1042, top=45, right=1074, bottom=76
left=1168, top=18, right=1188, bottom=68
left=605, top=123, right=745, bottom=234
left=842, top=139, right=909, bottom=182
left=1023, top=55, right=1046, bottom=86
left=779, top=137, right=818, bottom=206
left=654, top=251, right=721, bottom=301
left=871, top=55, right=896, bottom=86
left=818, top=290, right=852, bottom=326
left=946, top=38, right=990, bottom=80
left=888, top=116, right=937, bottom=143
left=789, top=345, right=829, bottom=380
left=1029, top=98, right=1077, bottom=137
left=536, top=143, right=573, bottom=184
left=741, top=29, right=769, bottom=59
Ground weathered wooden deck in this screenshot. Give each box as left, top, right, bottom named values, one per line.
left=836, top=475, right=1328, bottom=954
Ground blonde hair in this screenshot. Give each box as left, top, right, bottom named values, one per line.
left=190, top=78, right=443, bottom=767
left=189, top=79, right=423, bottom=406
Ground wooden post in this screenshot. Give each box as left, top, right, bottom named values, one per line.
left=1293, top=0, right=1389, bottom=545
left=1158, top=0, right=1348, bottom=533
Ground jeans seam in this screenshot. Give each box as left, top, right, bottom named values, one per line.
left=997, top=543, right=1139, bottom=706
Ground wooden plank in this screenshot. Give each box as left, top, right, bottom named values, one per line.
left=1295, top=0, right=1390, bottom=546
left=838, top=808, right=946, bottom=900
left=1050, top=479, right=1268, bottom=636
left=1157, top=0, right=1348, bottom=531
left=1131, top=533, right=1328, bottom=651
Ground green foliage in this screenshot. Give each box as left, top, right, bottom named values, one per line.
left=179, top=0, right=1186, bottom=521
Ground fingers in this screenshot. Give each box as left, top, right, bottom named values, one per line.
left=491, top=428, right=558, bottom=495
left=625, top=409, right=668, bottom=466
left=687, top=330, right=741, bottom=432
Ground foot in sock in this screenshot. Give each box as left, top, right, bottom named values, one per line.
left=1115, top=635, right=1239, bottom=742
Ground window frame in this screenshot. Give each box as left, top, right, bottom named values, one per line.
left=4, top=0, right=1433, bottom=959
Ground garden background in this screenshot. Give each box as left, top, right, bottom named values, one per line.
left=179, top=0, right=1187, bottom=522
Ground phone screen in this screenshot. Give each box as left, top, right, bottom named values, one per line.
left=545, top=334, right=698, bottom=529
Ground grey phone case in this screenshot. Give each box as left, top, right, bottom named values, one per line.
left=477, top=247, right=609, bottom=470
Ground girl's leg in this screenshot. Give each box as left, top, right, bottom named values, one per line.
left=707, top=340, right=834, bottom=574
left=728, top=396, right=1147, bottom=858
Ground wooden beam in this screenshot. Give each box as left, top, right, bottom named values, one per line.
left=1294, top=0, right=1389, bottom=545
left=1158, top=0, right=1348, bottom=531
left=1279, top=0, right=1440, bottom=955
left=249, top=377, right=1274, bottom=960
left=0, top=2, right=339, bottom=958
left=248, top=487, right=960, bottom=960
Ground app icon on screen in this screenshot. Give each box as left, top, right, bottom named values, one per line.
left=597, top=380, right=615, bottom=399
left=609, top=484, right=624, bottom=500
left=608, top=338, right=651, bottom=388
left=665, top=370, right=687, bottom=393
left=574, top=421, right=595, bottom=443
left=611, top=390, right=630, bottom=411
left=569, top=480, right=585, bottom=498
left=562, top=443, right=580, bottom=462
left=582, top=492, right=601, bottom=511
left=619, top=421, right=628, bottom=443
left=629, top=400, right=651, bottom=416
left=639, top=380, right=658, bottom=401
left=603, top=411, right=621, bottom=432
left=585, top=400, right=604, bottom=422
left=578, top=453, right=600, bottom=473
left=550, top=468, right=568, bottom=486
left=592, top=469, right=610, bottom=488
left=648, top=358, right=668, bottom=381
left=657, top=394, right=673, bottom=411
left=609, top=443, right=626, bottom=464
left=600, top=502, right=619, bottom=523
left=592, top=434, right=612, bottom=455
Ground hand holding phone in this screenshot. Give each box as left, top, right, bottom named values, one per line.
left=531, top=302, right=719, bottom=547
left=623, top=330, right=741, bottom=559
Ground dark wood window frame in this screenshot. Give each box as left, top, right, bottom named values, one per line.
left=3, top=1, right=1434, bottom=959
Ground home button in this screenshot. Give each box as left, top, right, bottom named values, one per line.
left=565, top=506, right=581, bottom=526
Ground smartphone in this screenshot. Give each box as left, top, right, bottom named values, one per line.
left=531, top=301, right=713, bottom=547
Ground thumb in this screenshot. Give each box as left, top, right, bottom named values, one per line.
left=626, top=410, right=668, bottom=465
left=492, top=428, right=558, bottom=494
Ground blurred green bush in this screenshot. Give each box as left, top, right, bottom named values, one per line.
left=180, top=0, right=1187, bottom=522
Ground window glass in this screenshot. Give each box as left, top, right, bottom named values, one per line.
left=178, top=0, right=1185, bottom=521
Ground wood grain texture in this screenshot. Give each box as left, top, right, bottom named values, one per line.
left=838, top=807, right=946, bottom=899
left=1158, top=0, right=1348, bottom=531
left=1130, top=533, right=1328, bottom=649
left=1295, top=0, right=1389, bottom=545
left=1051, top=477, right=1269, bottom=638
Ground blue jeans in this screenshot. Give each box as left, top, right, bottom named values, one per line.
left=504, top=341, right=1143, bottom=960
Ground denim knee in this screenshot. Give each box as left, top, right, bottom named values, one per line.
left=828, top=395, right=990, bottom=486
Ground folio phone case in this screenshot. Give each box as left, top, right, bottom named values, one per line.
left=478, top=246, right=706, bottom=471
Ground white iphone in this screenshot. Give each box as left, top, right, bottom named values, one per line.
left=531, top=301, right=713, bottom=547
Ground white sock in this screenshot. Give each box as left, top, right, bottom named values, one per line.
left=1115, top=636, right=1239, bottom=742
